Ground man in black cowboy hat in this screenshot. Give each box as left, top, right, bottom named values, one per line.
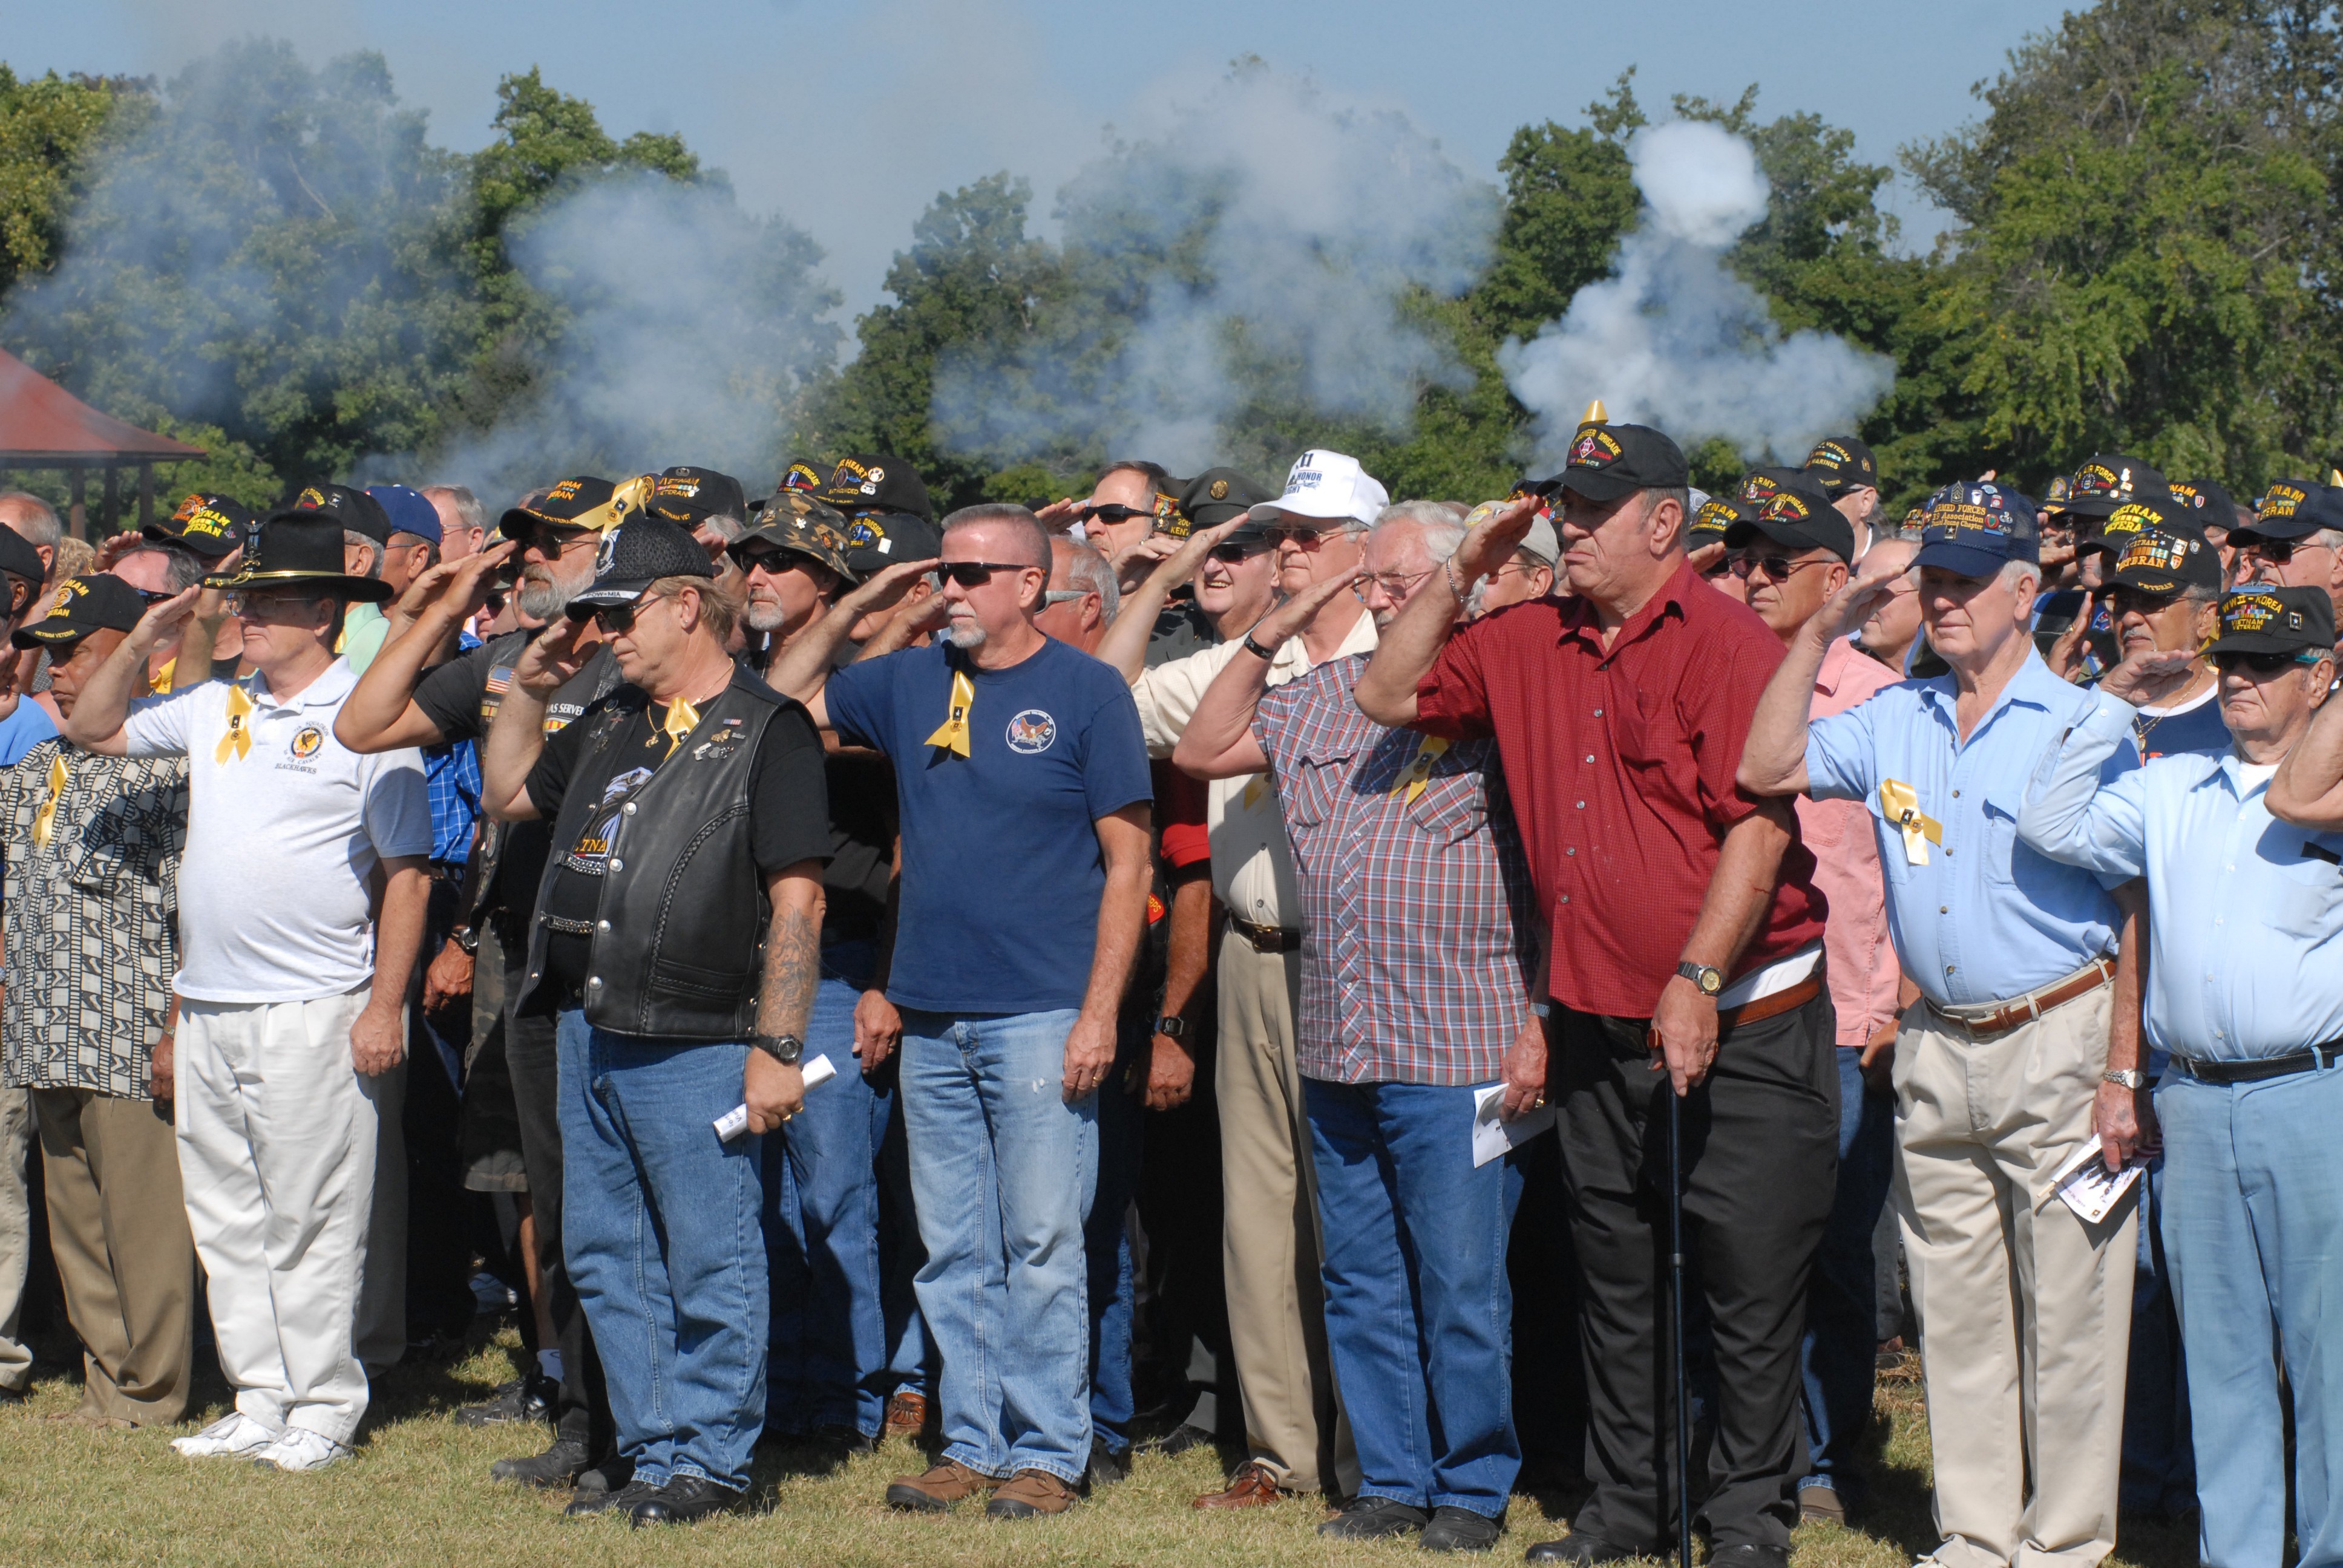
left=62, top=505, right=433, bottom=1475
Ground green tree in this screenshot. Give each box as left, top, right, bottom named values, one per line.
left=0, top=66, right=133, bottom=298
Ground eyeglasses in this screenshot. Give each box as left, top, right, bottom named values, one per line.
left=590, top=592, right=674, bottom=634
left=734, top=547, right=805, bottom=575
left=528, top=524, right=594, bottom=558
left=1260, top=522, right=1343, bottom=547
left=1354, top=567, right=1437, bottom=599
left=1726, top=553, right=1834, bottom=581
left=2106, top=587, right=2186, bottom=618
left=1076, top=503, right=1149, bottom=525
left=2236, top=537, right=2333, bottom=564
left=224, top=592, right=322, bottom=624
left=2212, top=648, right=2326, bottom=675
left=1208, top=537, right=1278, bottom=563
left=939, top=561, right=1040, bottom=588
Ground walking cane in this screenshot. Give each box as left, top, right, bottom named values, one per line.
left=1666, top=1079, right=1694, bottom=1568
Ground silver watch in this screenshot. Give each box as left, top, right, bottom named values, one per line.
left=2102, top=1068, right=2148, bottom=1090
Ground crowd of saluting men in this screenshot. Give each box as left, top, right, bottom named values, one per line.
left=0, top=408, right=2335, bottom=1567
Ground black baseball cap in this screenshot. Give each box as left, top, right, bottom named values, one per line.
left=1723, top=477, right=1856, bottom=563
left=281, top=482, right=393, bottom=545
left=779, top=459, right=825, bottom=494
left=2109, top=526, right=2220, bottom=598
left=647, top=466, right=747, bottom=526
left=1915, top=482, right=2039, bottom=577
left=1178, top=468, right=1274, bottom=531
left=1802, top=436, right=1879, bottom=497
left=2167, top=479, right=2238, bottom=532
left=840, top=510, right=943, bottom=581
left=1733, top=466, right=1807, bottom=508
left=2082, top=494, right=2191, bottom=561
left=2234, top=479, right=2343, bottom=544
left=2049, top=455, right=2166, bottom=519
left=1532, top=422, right=1688, bottom=503
left=2207, top=586, right=2336, bottom=656
left=1688, top=494, right=1753, bottom=544
left=821, top=456, right=932, bottom=523
left=732, top=492, right=859, bottom=584
left=146, top=492, right=253, bottom=561
left=13, top=573, right=148, bottom=648
left=0, top=526, right=43, bottom=593
left=497, top=475, right=650, bottom=541
left=565, top=514, right=716, bottom=616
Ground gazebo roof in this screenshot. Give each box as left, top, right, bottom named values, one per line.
left=0, top=346, right=205, bottom=464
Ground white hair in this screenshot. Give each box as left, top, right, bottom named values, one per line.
left=0, top=492, right=61, bottom=549
left=1051, top=540, right=1120, bottom=619
left=1997, top=557, right=2042, bottom=598
left=344, top=529, right=382, bottom=578
left=1371, top=501, right=1467, bottom=563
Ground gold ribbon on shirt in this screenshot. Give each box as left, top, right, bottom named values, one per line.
left=148, top=655, right=176, bottom=696
left=214, top=686, right=255, bottom=764
left=31, top=753, right=65, bottom=850
left=924, top=670, right=975, bottom=758
left=1240, top=776, right=1268, bottom=809
left=1389, top=734, right=1451, bottom=804
left=1879, top=779, right=1944, bottom=866
left=657, top=696, right=701, bottom=759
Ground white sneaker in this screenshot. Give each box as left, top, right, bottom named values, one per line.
left=171, top=1412, right=279, bottom=1459
left=251, top=1427, right=350, bottom=1474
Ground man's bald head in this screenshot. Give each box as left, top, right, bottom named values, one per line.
left=0, top=492, right=60, bottom=583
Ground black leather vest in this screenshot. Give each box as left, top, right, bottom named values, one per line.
left=516, top=672, right=795, bottom=1040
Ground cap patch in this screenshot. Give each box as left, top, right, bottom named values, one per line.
left=2072, top=463, right=2126, bottom=500
left=1759, top=491, right=1820, bottom=524
left=2227, top=592, right=2283, bottom=632
left=2261, top=482, right=2310, bottom=519
left=297, top=487, right=327, bottom=509
left=1569, top=429, right=1624, bottom=468
left=2115, top=532, right=2194, bottom=577
left=783, top=463, right=823, bottom=493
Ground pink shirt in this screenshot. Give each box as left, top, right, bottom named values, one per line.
left=1799, top=636, right=1904, bottom=1047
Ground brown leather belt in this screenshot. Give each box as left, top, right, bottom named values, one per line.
left=1930, top=956, right=2115, bottom=1039
left=1718, top=973, right=1824, bottom=1031
left=1229, top=916, right=1302, bottom=955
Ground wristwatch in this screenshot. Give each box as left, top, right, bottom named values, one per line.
left=1153, top=1015, right=1188, bottom=1040
left=2102, top=1068, right=2148, bottom=1090
left=752, top=1032, right=805, bottom=1066
left=450, top=925, right=480, bottom=955
left=1675, top=961, right=1725, bottom=998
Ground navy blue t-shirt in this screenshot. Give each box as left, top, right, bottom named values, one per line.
left=2125, top=684, right=2232, bottom=763
left=825, top=637, right=1152, bottom=1014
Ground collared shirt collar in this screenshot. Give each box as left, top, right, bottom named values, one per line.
left=2210, top=746, right=2272, bottom=798
left=249, top=656, right=357, bottom=712
left=1555, top=556, right=1695, bottom=662
left=1913, top=645, right=2064, bottom=739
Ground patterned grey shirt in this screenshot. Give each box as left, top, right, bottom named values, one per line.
left=0, top=739, right=187, bottom=1097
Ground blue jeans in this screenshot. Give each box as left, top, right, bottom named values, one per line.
left=555, top=1010, right=766, bottom=1491
left=1086, top=1017, right=1146, bottom=1457
left=900, top=1008, right=1096, bottom=1484
left=1305, top=1078, right=1524, bottom=1515
left=2158, top=1059, right=2343, bottom=1567
left=2122, top=1050, right=2192, bottom=1515
left=1798, top=1044, right=1895, bottom=1499
left=762, top=942, right=922, bottom=1438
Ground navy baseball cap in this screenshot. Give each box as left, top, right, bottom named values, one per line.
left=2234, top=480, right=2343, bottom=544
left=1915, top=482, right=2040, bottom=577
left=365, top=485, right=442, bottom=545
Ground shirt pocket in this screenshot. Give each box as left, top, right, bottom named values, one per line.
left=2267, top=833, right=2343, bottom=939
left=1863, top=794, right=1911, bottom=887
left=1980, top=794, right=2022, bottom=887
left=1276, top=747, right=1356, bottom=834
left=1403, top=767, right=1489, bottom=845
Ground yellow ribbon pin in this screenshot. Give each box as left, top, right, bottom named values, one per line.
left=31, top=753, right=65, bottom=850
left=925, top=670, right=975, bottom=757
left=214, top=687, right=255, bottom=764
left=1240, top=776, right=1268, bottom=809
left=148, top=655, right=177, bottom=696
left=1879, top=779, right=1944, bottom=866
left=657, top=697, right=701, bottom=759
left=1391, top=734, right=1451, bottom=804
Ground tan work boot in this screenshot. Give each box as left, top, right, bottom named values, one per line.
left=986, top=1468, right=1078, bottom=1518
left=885, top=1460, right=1003, bottom=1512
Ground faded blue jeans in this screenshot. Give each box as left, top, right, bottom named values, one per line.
left=556, top=1010, right=766, bottom=1491
left=2159, top=1058, right=2343, bottom=1567
left=1305, top=1077, right=1524, bottom=1517
left=899, top=1008, right=1097, bottom=1485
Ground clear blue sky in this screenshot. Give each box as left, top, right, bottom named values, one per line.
left=16, top=0, right=2077, bottom=319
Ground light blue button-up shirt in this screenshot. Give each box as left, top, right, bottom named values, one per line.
left=1805, top=648, right=2125, bottom=1009
left=2017, top=687, right=2343, bottom=1060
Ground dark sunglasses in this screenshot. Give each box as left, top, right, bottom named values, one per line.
left=2212, top=648, right=2325, bottom=675
left=1259, top=522, right=1340, bottom=547
left=734, top=547, right=801, bottom=574
left=1208, top=537, right=1278, bottom=563
left=1076, top=503, right=1149, bottom=525
left=940, top=560, right=1038, bottom=588
left=1726, top=554, right=1832, bottom=581
left=2236, top=537, right=2329, bottom=563
left=589, top=593, right=672, bottom=634
left=2105, top=587, right=2183, bottom=616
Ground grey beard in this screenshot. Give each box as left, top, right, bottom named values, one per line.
left=516, top=572, right=571, bottom=621
left=946, top=619, right=986, bottom=650
left=744, top=599, right=788, bottom=634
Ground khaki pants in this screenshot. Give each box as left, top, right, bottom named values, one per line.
left=31, top=1088, right=194, bottom=1424
left=1895, top=984, right=2135, bottom=1568
left=0, top=1088, right=30, bottom=1394
left=1215, top=930, right=1356, bottom=1494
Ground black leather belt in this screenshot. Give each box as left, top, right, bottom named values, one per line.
left=2169, top=1043, right=2341, bottom=1085
left=1230, top=916, right=1302, bottom=954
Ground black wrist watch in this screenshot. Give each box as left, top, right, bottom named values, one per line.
left=751, top=1033, right=805, bottom=1066
left=450, top=926, right=480, bottom=955
left=1153, top=1015, right=1188, bottom=1040
left=1240, top=628, right=1282, bottom=661
left=1675, top=961, right=1725, bottom=998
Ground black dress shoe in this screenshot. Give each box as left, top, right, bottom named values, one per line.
left=1523, top=1533, right=1636, bottom=1564
left=1320, top=1497, right=1431, bottom=1540
left=629, top=1473, right=744, bottom=1527
left=1421, top=1506, right=1505, bottom=1552
left=491, top=1437, right=591, bottom=1489
left=1144, top=1422, right=1215, bottom=1455
left=563, top=1476, right=660, bottom=1518
left=1087, top=1437, right=1129, bottom=1488
left=1706, top=1546, right=1788, bottom=1568
left=456, top=1373, right=554, bottom=1429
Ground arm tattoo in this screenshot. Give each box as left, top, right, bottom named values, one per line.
left=759, top=898, right=821, bottom=1041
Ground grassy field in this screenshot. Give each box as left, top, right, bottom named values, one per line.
left=0, top=1325, right=2200, bottom=1568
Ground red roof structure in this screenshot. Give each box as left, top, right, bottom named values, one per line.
left=0, top=345, right=206, bottom=534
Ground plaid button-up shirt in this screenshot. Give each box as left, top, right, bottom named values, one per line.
left=1254, top=655, right=1540, bottom=1085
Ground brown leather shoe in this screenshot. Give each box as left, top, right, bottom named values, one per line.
left=882, top=1390, right=933, bottom=1439
left=885, top=1460, right=1001, bottom=1512
left=986, top=1468, right=1078, bottom=1518
left=1193, top=1459, right=1292, bottom=1509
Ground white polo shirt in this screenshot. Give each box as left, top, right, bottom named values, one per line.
left=122, top=658, right=430, bottom=1004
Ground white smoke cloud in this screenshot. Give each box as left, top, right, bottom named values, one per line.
left=932, top=62, right=1499, bottom=474
left=1500, top=119, right=1893, bottom=470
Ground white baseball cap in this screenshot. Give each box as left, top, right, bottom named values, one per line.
left=1248, top=449, right=1389, bottom=529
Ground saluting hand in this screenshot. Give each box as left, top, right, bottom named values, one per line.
left=1245, top=563, right=1367, bottom=652
left=513, top=614, right=591, bottom=697
left=1815, top=555, right=1907, bottom=645
left=126, top=586, right=203, bottom=658
left=1452, top=495, right=1539, bottom=587
left=391, top=538, right=516, bottom=635
left=2098, top=644, right=2200, bottom=708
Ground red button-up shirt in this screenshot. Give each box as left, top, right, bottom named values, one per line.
left=1413, top=558, right=1828, bottom=1019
